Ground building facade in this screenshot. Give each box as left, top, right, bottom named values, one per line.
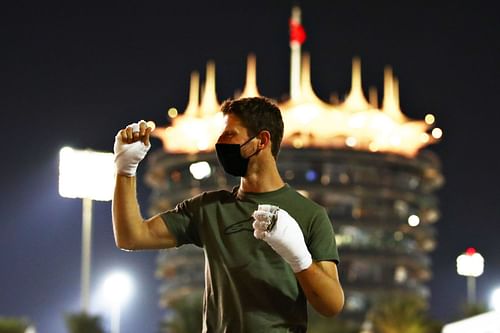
left=146, top=145, right=442, bottom=325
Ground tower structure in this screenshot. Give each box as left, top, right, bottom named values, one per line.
left=145, top=6, right=444, bottom=328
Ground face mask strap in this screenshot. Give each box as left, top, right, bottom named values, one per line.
left=240, top=134, right=257, bottom=148
left=240, top=132, right=264, bottom=159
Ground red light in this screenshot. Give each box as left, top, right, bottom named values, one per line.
left=465, top=247, right=476, bottom=255
left=289, top=20, right=306, bottom=45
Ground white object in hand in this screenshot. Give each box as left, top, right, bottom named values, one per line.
left=113, top=121, right=151, bottom=177
left=252, top=205, right=312, bottom=273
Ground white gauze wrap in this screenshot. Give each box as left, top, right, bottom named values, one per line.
left=252, top=204, right=312, bottom=273
left=113, top=121, right=151, bottom=177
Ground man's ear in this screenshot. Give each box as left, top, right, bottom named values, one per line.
left=257, top=130, right=271, bottom=149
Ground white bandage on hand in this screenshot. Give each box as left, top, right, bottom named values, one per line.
left=113, top=121, right=151, bottom=177
left=252, top=204, right=312, bottom=273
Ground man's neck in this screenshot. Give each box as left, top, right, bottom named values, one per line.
left=239, top=160, right=284, bottom=194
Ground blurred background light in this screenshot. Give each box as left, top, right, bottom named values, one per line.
left=189, top=161, right=212, bottom=180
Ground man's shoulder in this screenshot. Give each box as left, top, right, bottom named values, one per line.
left=188, top=188, right=235, bottom=205
left=283, top=185, right=324, bottom=211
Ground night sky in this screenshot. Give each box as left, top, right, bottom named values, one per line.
left=1, top=1, right=499, bottom=332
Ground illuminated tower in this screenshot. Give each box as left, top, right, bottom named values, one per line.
left=146, top=6, right=443, bottom=329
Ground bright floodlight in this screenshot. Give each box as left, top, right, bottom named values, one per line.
left=457, top=248, right=484, bottom=277
left=491, top=287, right=500, bottom=311
left=25, top=326, right=36, bottom=333
left=102, top=272, right=133, bottom=305
left=101, top=271, right=133, bottom=333
left=59, top=147, right=115, bottom=201
left=189, top=161, right=212, bottom=180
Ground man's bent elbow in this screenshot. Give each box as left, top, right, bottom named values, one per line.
left=112, top=214, right=143, bottom=251
left=318, top=302, right=344, bottom=318
left=112, top=222, right=139, bottom=251
left=328, top=301, right=345, bottom=317
left=114, top=235, right=138, bottom=251
left=317, top=293, right=345, bottom=317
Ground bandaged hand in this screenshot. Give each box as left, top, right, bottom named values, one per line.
left=252, top=205, right=312, bottom=273
left=113, top=120, right=152, bottom=177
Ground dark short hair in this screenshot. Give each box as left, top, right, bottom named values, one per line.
left=221, top=97, right=284, bottom=158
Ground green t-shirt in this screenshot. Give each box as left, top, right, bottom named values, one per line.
left=161, top=184, right=339, bottom=333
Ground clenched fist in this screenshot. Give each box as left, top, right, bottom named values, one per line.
left=113, top=120, right=153, bottom=176
left=252, top=204, right=312, bottom=273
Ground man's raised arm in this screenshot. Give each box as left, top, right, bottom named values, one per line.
left=112, top=121, right=176, bottom=251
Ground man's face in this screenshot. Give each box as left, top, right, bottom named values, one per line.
left=217, top=113, right=259, bottom=159
left=217, top=114, right=251, bottom=145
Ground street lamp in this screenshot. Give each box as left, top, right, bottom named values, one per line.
left=490, top=287, right=500, bottom=311
left=456, top=247, right=484, bottom=304
left=58, top=147, right=115, bottom=313
left=101, top=271, right=133, bottom=333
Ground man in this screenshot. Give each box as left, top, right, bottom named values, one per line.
left=113, top=97, right=344, bottom=332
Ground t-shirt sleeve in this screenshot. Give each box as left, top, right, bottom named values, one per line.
left=160, top=196, right=202, bottom=247
left=307, top=208, right=340, bottom=264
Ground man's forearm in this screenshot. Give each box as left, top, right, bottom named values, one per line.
left=112, top=174, right=144, bottom=250
left=296, top=262, right=344, bottom=317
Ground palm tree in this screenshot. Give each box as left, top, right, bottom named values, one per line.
left=460, top=302, right=488, bottom=319
left=0, top=317, right=30, bottom=333
left=64, top=312, right=105, bottom=333
left=368, top=293, right=442, bottom=333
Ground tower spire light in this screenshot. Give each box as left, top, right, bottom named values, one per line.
left=240, top=54, right=260, bottom=98
left=184, top=71, right=200, bottom=117
left=289, top=6, right=305, bottom=100
left=341, top=57, right=371, bottom=111
left=199, top=61, right=219, bottom=116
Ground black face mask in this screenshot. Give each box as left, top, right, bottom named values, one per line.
left=215, top=136, right=258, bottom=177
